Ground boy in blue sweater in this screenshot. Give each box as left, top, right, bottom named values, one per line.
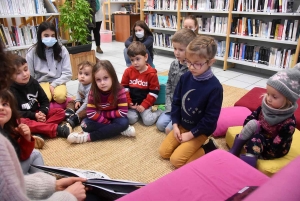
left=159, top=36, right=223, bottom=168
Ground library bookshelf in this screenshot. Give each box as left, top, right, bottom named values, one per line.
left=140, top=0, right=300, bottom=72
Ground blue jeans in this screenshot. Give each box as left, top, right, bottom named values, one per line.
left=81, top=117, right=129, bottom=141
left=124, top=48, right=154, bottom=67
left=20, top=149, right=44, bottom=174
left=156, top=112, right=173, bottom=132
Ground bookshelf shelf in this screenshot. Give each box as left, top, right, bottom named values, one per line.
left=180, top=10, right=229, bottom=14
left=229, top=34, right=298, bottom=45
left=199, top=32, right=227, bottom=37
left=109, top=1, right=136, bottom=3
left=0, top=13, right=59, bottom=18
left=231, top=11, right=299, bottom=16
left=142, top=9, right=177, bottom=12
left=153, top=46, right=174, bottom=52
left=6, top=45, right=33, bottom=51
left=227, top=59, right=281, bottom=72
left=150, top=27, right=177, bottom=31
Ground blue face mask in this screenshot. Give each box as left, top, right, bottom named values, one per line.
left=42, top=37, right=57, bottom=47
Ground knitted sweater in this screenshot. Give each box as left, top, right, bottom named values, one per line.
left=0, top=134, right=76, bottom=201
left=75, top=82, right=91, bottom=114
left=26, top=46, right=72, bottom=88
left=121, top=64, right=160, bottom=109
left=87, top=87, right=128, bottom=124
left=171, top=71, right=223, bottom=137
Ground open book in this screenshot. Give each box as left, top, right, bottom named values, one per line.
left=32, top=165, right=146, bottom=200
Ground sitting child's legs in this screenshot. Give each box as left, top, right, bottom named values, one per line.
left=245, top=133, right=265, bottom=157
left=20, top=118, right=58, bottom=138
left=124, top=48, right=131, bottom=67
left=156, top=112, right=171, bottom=132
left=46, top=108, right=65, bottom=124
left=40, top=82, right=52, bottom=102
left=140, top=108, right=163, bottom=126
left=53, top=84, right=68, bottom=104
left=20, top=149, right=44, bottom=174
left=165, top=121, right=173, bottom=134
left=127, top=109, right=139, bottom=125
left=145, top=49, right=154, bottom=67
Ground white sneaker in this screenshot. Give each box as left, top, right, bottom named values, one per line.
left=121, top=126, right=136, bottom=137
left=67, top=132, right=89, bottom=144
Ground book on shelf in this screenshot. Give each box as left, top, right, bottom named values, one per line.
left=146, top=14, right=177, bottom=29
left=179, top=0, right=229, bottom=11
left=32, top=165, right=146, bottom=200
left=153, top=32, right=174, bottom=48
left=233, top=0, right=295, bottom=13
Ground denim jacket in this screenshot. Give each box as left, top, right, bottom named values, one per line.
left=165, top=60, right=188, bottom=113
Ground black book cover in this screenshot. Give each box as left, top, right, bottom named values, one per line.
left=236, top=43, right=240, bottom=60
left=231, top=17, right=238, bottom=34
left=287, top=0, right=294, bottom=13
left=265, top=48, right=270, bottom=65
left=245, top=45, right=249, bottom=61
left=270, top=19, right=280, bottom=39
left=233, top=0, right=238, bottom=11
left=274, top=0, right=279, bottom=12
left=285, top=20, right=291, bottom=40
left=258, top=47, right=264, bottom=64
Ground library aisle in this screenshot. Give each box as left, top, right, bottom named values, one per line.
left=66, top=41, right=274, bottom=97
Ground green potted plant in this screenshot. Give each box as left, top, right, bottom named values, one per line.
left=59, top=0, right=93, bottom=54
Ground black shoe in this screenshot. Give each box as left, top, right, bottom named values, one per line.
left=65, top=109, right=75, bottom=119
left=202, top=138, right=218, bottom=154
left=67, top=114, right=80, bottom=128
left=57, top=123, right=72, bottom=138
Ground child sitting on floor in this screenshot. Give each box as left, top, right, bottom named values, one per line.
left=66, top=61, right=94, bottom=128
left=121, top=41, right=162, bottom=126
left=9, top=55, right=72, bottom=142
left=159, top=36, right=223, bottom=168
left=229, top=64, right=300, bottom=167
left=67, top=60, right=135, bottom=144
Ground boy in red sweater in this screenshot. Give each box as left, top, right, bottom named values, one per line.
left=121, top=41, right=162, bottom=126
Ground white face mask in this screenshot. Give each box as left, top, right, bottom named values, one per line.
left=135, top=31, right=144, bottom=39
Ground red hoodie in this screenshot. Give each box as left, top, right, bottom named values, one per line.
left=121, top=64, right=160, bottom=109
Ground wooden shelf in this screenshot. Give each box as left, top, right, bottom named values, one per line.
left=199, top=32, right=227, bottom=37
left=227, top=59, right=281, bottom=72
left=6, top=45, right=33, bottom=51
left=232, top=11, right=300, bottom=16
left=180, top=10, right=229, bottom=13
left=150, top=27, right=177, bottom=31
left=142, top=9, right=177, bottom=12
left=230, top=34, right=298, bottom=45
left=0, top=13, right=59, bottom=18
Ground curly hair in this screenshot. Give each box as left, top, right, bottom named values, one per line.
left=0, top=43, right=15, bottom=91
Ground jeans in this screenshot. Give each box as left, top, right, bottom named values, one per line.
left=20, top=149, right=45, bottom=174
left=81, top=117, right=129, bottom=141
left=127, top=108, right=161, bottom=126
left=156, top=112, right=173, bottom=132
left=124, top=48, right=154, bottom=67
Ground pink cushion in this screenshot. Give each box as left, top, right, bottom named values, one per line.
left=49, top=97, right=74, bottom=110
left=117, top=150, right=268, bottom=201
left=245, top=156, right=300, bottom=200
left=213, top=106, right=251, bottom=137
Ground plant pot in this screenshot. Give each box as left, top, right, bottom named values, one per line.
left=66, top=44, right=92, bottom=54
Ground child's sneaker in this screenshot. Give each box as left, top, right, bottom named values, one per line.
left=65, top=108, right=75, bottom=119
left=33, top=135, right=45, bottom=149
left=67, top=131, right=89, bottom=143
left=67, top=114, right=80, bottom=128
left=121, top=125, right=136, bottom=137
left=56, top=123, right=72, bottom=138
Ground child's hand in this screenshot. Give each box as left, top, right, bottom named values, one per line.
left=35, top=112, right=46, bottom=122
left=136, top=105, right=145, bottom=113
left=75, top=102, right=81, bottom=110
left=173, top=125, right=181, bottom=142
left=15, top=124, right=31, bottom=142
left=129, top=103, right=137, bottom=109
left=50, top=85, right=55, bottom=96
left=180, top=131, right=194, bottom=143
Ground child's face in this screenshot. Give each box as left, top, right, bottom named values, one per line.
left=0, top=98, right=12, bottom=128
left=41, top=29, right=55, bottom=39
left=135, top=26, right=144, bottom=33
left=95, top=69, right=112, bottom=92
left=13, top=63, right=30, bottom=84
left=185, top=51, right=215, bottom=77
left=130, top=54, right=148, bottom=72
left=183, top=19, right=197, bottom=31
left=78, top=66, right=92, bottom=85
left=173, top=42, right=187, bottom=63
left=266, top=85, right=287, bottom=109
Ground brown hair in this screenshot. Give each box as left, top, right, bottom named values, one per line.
left=172, top=28, right=197, bottom=47
left=184, top=15, right=199, bottom=34
left=78, top=60, right=94, bottom=71
left=131, top=20, right=153, bottom=41
left=186, top=35, right=217, bottom=60
left=90, top=60, right=122, bottom=108
left=10, top=54, right=27, bottom=71
left=0, top=43, right=15, bottom=90
left=127, top=41, right=147, bottom=57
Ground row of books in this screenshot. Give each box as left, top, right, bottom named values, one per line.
left=233, top=0, right=295, bottom=13
left=0, top=24, right=38, bottom=48
left=153, top=32, right=174, bottom=48
left=216, top=40, right=226, bottom=57
left=145, top=14, right=177, bottom=29
left=146, top=0, right=178, bottom=10
left=181, top=16, right=228, bottom=34
left=0, top=0, right=58, bottom=15
left=181, top=0, right=229, bottom=11
left=228, top=42, right=297, bottom=69
left=231, top=18, right=299, bottom=42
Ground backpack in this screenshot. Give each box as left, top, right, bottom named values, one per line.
left=96, top=0, right=100, bottom=12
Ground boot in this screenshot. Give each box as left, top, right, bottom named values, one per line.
left=67, top=114, right=80, bottom=128
left=96, top=46, right=103, bottom=54
left=65, top=100, right=75, bottom=119
left=202, top=138, right=218, bottom=154
left=229, top=134, right=247, bottom=156
left=240, top=154, right=257, bottom=168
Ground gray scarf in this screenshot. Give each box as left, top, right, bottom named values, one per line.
left=261, top=96, right=297, bottom=126
left=193, top=67, right=214, bottom=81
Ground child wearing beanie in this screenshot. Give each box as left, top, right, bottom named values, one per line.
left=229, top=64, right=300, bottom=167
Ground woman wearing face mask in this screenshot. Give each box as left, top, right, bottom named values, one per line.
left=124, top=20, right=154, bottom=67
left=26, top=21, right=72, bottom=104
left=183, top=15, right=199, bottom=35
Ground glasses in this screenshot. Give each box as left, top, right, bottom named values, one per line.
left=186, top=60, right=209, bottom=69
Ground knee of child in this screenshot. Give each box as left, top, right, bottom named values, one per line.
left=165, top=128, right=171, bottom=134
left=143, top=119, right=155, bottom=127
left=156, top=121, right=165, bottom=132
left=128, top=116, right=138, bottom=125
left=53, top=94, right=67, bottom=104
left=170, top=154, right=185, bottom=168
left=158, top=145, right=171, bottom=159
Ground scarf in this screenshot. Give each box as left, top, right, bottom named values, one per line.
left=261, top=96, right=297, bottom=126
left=193, top=67, right=214, bottom=81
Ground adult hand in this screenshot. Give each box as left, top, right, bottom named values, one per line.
left=136, top=105, right=145, bottom=113
left=75, top=102, right=81, bottom=110
left=15, top=124, right=31, bottom=141
left=181, top=131, right=194, bottom=143
left=56, top=177, right=86, bottom=191
left=129, top=103, right=137, bottom=109
left=50, top=85, right=55, bottom=96
left=65, top=181, right=86, bottom=201
left=173, top=124, right=181, bottom=142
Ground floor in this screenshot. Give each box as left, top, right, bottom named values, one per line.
left=66, top=41, right=274, bottom=97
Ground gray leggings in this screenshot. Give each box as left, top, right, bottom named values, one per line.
left=127, top=108, right=161, bottom=126
left=20, top=149, right=44, bottom=174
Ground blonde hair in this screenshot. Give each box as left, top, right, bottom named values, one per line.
left=172, top=28, right=197, bottom=47
left=186, top=35, right=217, bottom=60
left=78, top=61, right=94, bottom=71
left=262, top=93, right=292, bottom=109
